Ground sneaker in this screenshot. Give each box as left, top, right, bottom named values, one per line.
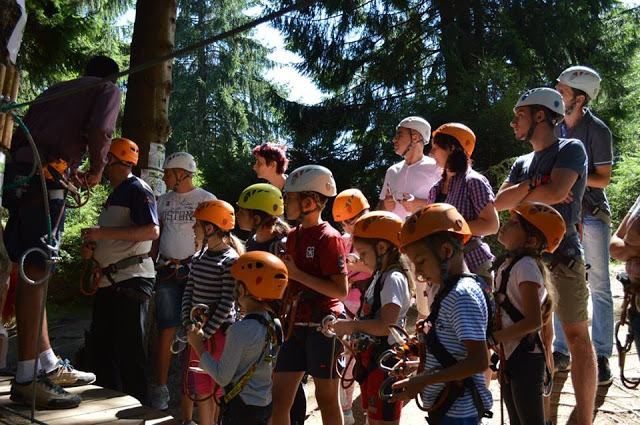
left=10, top=377, right=82, bottom=409
left=47, top=358, right=96, bottom=387
left=151, top=385, right=170, bottom=410
left=553, top=351, right=571, bottom=372
left=597, top=356, right=613, bottom=386
left=343, top=409, right=355, bottom=425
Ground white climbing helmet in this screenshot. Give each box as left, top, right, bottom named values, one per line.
left=514, top=88, right=565, bottom=116
left=283, top=165, right=337, bottom=197
left=163, top=152, right=197, bottom=173
left=557, top=66, right=601, bottom=100
left=397, top=116, right=431, bottom=144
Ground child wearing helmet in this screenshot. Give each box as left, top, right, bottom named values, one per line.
left=391, top=204, right=492, bottom=424
left=187, top=251, right=287, bottom=425
left=492, top=202, right=564, bottom=425
left=332, top=188, right=372, bottom=424
left=271, top=165, right=349, bottom=425
left=331, top=211, right=414, bottom=424
left=428, top=123, right=498, bottom=287
left=236, top=183, right=290, bottom=255
left=179, top=200, right=245, bottom=425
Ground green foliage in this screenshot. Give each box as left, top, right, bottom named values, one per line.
left=607, top=152, right=640, bottom=230
left=169, top=0, right=283, bottom=202
left=16, top=0, right=132, bottom=99
left=49, top=183, right=110, bottom=301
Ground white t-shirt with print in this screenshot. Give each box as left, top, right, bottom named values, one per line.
left=495, top=256, right=547, bottom=359
left=379, top=156, right=440, bottom=221
left=158, top=188, right=216, bottom=260
left=361, top=270, right=411, bottom=345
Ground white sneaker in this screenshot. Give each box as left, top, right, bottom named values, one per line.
left=151, top=385, right=170, bottom=410
left=47, top=358, right=96, bottom=387
left=10, top=377, right=82, bottom=409
left=343, top=410, right=355, bottom=425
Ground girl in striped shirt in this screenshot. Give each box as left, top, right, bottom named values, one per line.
left=180, top=200, right=245, bottom=425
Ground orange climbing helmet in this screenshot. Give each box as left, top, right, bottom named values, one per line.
left=332, top=189, right=370, bottom=222
left=193, top=200, right=236, bottom=231
left=231, top=251, right=288, bottom=300
left=432, top=123, right=476, bottom=157
left=353, top=211, right=403, bottom=247
left=511, top=201, right=566, bottom=253
left=400, top=203, right=472, bottom=248
left=109, top=138, right=139, bottom=166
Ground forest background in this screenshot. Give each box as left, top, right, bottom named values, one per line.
left=3, top=0, right=640, bottom=300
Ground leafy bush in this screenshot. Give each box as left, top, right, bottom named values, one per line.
left=607, top=152, right=640, bottom=230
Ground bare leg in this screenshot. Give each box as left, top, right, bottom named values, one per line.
left=314, top=377, right=343, bottom=425
left=542, top=322, right=554, bottom=424
left=181, top=394, right=194, bottom=424
left=195, top=394, right=215, bottom=425
left=562, top=321, right=596, bottom=425
left=270, top=371, right=304, bottom=425
left=16, top=263, right=51, bottom=363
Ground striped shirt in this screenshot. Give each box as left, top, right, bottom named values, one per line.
left=421, top=276, right=493, bottom=418
left=181, top=247, right=239, bottom=339
left=427, top=169, right=495, bottom=271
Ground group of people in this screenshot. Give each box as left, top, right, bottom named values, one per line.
left=1, top=53, right=638, bottom=425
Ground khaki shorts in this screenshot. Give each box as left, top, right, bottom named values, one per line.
left=550, top=261, right=589, bottom=324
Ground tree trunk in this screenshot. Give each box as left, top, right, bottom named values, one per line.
left=121, top=0, right=178, bottom=170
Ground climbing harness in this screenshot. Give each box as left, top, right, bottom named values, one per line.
left=615, top=272, right=640, bottom=389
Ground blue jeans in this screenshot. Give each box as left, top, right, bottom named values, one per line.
left=554, top=215, right=614, bottom=357
left=438, top=416, right=479, bottom=425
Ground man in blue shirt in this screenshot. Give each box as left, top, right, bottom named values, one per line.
left=495, top=88, right=596, bottom=425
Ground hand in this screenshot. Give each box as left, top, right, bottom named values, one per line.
left=81, top=226, right=108, bottom=242
left=383, top=188, right=396, bottom=211
left=280, top=254, right=302, bottom=281
left=331, top=319, right=353, bottom=337
left=74, top=171, right=101, bottom=189
left=561, top=190, right=574, bottom=204
left=80, top=242, right=96, bottom=259
left=389, top=374, right=428, bottom=402
left=400, top=197, right=419, bottom=213
left=187, top=327, right=206, bottom=354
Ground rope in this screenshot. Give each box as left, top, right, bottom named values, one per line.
left=0, top=0, right=319, bottom=114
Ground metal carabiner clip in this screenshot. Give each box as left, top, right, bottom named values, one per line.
left=321, top=314, right=337, bottom=338
left=378, top=375, right=401, bottom=401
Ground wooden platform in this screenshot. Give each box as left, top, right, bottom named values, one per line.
left=0, top=376, right=179, bottom=425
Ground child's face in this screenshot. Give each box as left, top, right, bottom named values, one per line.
left=498, top=212, right=528, bottom=251
left=192, top=220, right=207, bottom=248
left=352, top=239, right=377, bottom=273
left=404, top=241, right=443, bottom=285
left=236, top=207, right=254, bottom=231
left=284, top=192, right=302, bottom=220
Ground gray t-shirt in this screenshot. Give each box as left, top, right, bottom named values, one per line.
left=506, top=139, right=587, bottom=259
left=555, top=109, right=613, bottom=216
left=199, top=311, right=278, bottom=406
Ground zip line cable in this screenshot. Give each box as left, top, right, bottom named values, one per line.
left=0, top=0, right=318, bottom=114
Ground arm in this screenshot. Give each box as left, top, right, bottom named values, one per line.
left=333, top=303, right=401, bottom=337
left=523, top=168, right=579, bottom=205
left=283, top=260, right=349, bottom=300
left=587, top=165, right=612, bottom=189
left=468, top=202, right=499, bottom=236
left=495, top=181, right=529, bottom=211
left=188, top=324, right=245, bottom=387
left=400, top=197, right=429, bottom=213
left=181, top=274, right=195, bottom=324
left=86, top=84, right=122, bottom=178
left=390, top=339, right=489, bottom=401
left=150, top=222, right=163, bottom=262
left=202, top=262, right=237, bottom=338
left=82, top=223, right=159, bottom=242
left=610, top=211, right=640, bottom=261
left=492, top=281, right=542, bottom=343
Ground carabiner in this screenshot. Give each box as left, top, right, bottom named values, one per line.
left=19, top=247, right=54, bottom=286
left=377, top=349, right=398, bottom=373
left=321, top=314, right=337, bottom=338
left=378, top=375, right=400, bottom=401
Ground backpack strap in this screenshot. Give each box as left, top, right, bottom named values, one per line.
left=357, top=262, right=404, bottom=320
left=223, top=313, right=281, bottom=404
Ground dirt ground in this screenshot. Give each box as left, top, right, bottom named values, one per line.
left=3, top=263, right=639, bottom=424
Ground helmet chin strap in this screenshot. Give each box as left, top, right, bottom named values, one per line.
left=172, top=169, right=191, bottom=192
left=400, top=129, right=417, bottom=158
left=564, top=97, right=578, bottom=116
left=522, top=109, right=540, bottom=147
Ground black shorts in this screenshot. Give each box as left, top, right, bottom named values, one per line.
left=275, top=321, right=344, bottom=379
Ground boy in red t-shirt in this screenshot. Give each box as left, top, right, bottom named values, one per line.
left=272, top=165, right=349, bottom=425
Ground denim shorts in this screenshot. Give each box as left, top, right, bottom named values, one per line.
left=155, top=267, right=189, bottom=329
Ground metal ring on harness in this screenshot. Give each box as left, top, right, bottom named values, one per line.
left=321, top=315, right=337, bottom=338
left=19, top=247, right=54, bottom=286
left=170, top=327, right=188, bottom=354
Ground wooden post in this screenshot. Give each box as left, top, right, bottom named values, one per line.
left=0, top=63, right=8, bottom=144
left=1, top=65, right=19, bottom=150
